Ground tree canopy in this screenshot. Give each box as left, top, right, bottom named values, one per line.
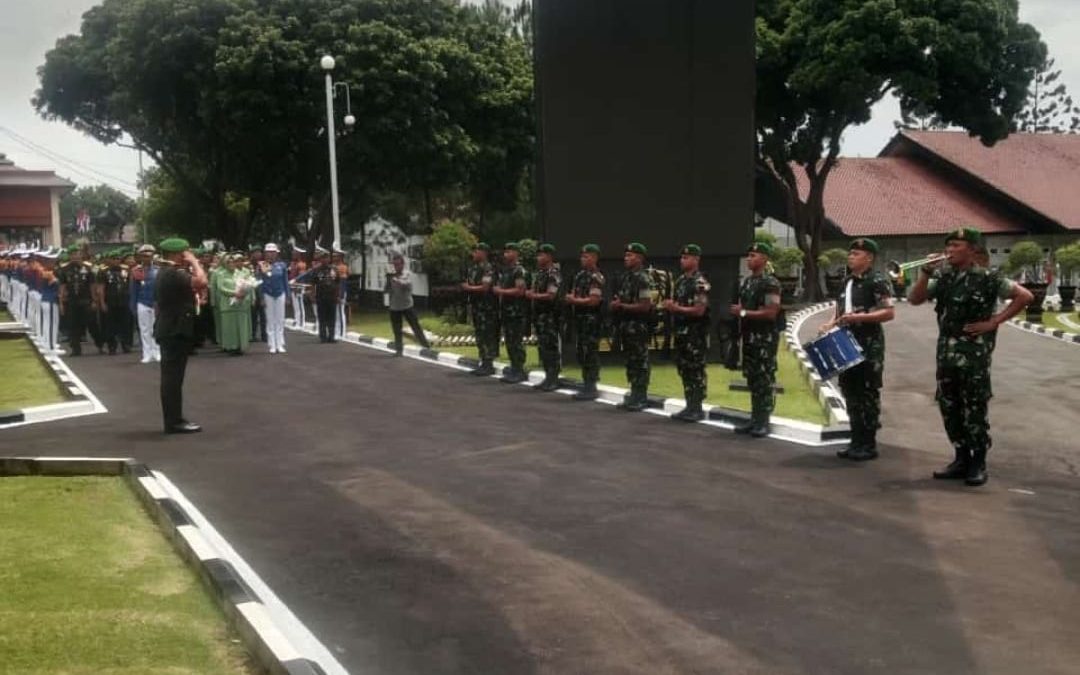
left=59, top=184, right=138, bottom=242
left=756, top=0, right=1046, bottom=298
left=35, top=0, right=535, bottom=249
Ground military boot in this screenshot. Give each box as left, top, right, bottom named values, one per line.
left=748, top=415, right=770, bottom=438
left=933, top=446, right=969, bottom=480
left=618, top=390, right=648, bottom=412
left=573, top=380, right=599, bottom=401
left=472, top=360, right=495, bottom=376
left=965, top=449, right=988, bottom=487
left=733, top=418, right=754, bottom=434
left=848, top=430, right=879, bottom=461
left=674, top=401, right=705, bottom=422
left=837, top=427, right=863, bottom=459
left=536, top=370, right=561, bottom=392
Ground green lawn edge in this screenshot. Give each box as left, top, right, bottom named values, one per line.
left=1035, top=311, right=1079, bottom=336
left=0, top=337, right=69, bottom=410
left=0, top=475, right=256, bottom=673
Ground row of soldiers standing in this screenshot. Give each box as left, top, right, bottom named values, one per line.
left=460, top=240, right=785, bottom=435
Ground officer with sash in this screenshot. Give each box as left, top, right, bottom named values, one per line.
left=819, top=238, right=895, bottom=460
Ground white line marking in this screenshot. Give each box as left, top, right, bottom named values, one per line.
left=151, top=471, right=350, bottom=675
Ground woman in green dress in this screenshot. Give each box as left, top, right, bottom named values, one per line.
left=216, top=254, right=254, bottom=354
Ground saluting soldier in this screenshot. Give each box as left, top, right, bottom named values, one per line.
left=819, top=238, right=895, bottom=460
left=527, top=243, right=563, bottom=390
left=909, top=227, right=1032, bottom=487
left=730, top=242, right=782, bottom=437
left=300, top=247, right=342, bottom=343
left=611, top=242, right=655, bottom=411
left=492, top=242, right=529, bottom=383
left=663, top=244, right=711, bottom=421
left=461, top=242, right=499, bottom=376
left=155, top=237, right=208, bottom=434
left=58, top=245, right=96, bottom=356
left=564, top=244, right=605, bottom=400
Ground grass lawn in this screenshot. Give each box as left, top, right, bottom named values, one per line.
left=0, top=337, right=68, bottom=410
left=1038, top=311, right=1079, bottom=335
left=0, top=476, right=256, bottom=674
left=350, top=310, right=828, bottom=424
left=1, top=308, right=12, bottom=322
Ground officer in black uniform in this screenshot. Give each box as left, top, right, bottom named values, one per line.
left=58, top=246, right=96, bottom=356
left=155, top=237, right=208, bottom=434
left=97, top=249, right=134, bottom=355
left=310, top=248, right=341, bottom=343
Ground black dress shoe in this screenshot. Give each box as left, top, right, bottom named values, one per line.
left=847, top=446, right=879, bottom=462
left=933, top=460, right=968, bottom=480
left=677, top=408, right=705, bottom=422
left=164, top=422, right=202, bottom=434
left=536, top=378, right=559, bottom=392
left=749, top=423, right=770, bottom=438
left=964, top=463, right=988, bottom=487
left=618, top=396, right=648, bottom=412
left=572, top=384, right=599, bottom=401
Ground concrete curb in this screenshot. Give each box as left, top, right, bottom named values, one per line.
left=0, top=457, right=344, bottom=675
left=288, top=318, right=849, bottom=447
left=1006, top=317, right=1080, bottom=346
left=785, top=302, right=852, bottom=430
left=0, top=327, right=106, bottom=429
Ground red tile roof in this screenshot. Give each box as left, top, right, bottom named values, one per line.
left=895, top=130, right=1080, bottom=230
left=794, top=156, right=1024, bottom=237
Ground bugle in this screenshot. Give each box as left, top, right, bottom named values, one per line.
left=887, top=253, right=946, bottom=279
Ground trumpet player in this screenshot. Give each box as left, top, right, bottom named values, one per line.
left=909, top=227, right=1032, bottom=487
left=257, top=243, right=290, bottom=354
left=819, top=239, right=895, bottom=461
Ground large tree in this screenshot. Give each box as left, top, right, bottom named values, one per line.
left=756, top=0, right=1045, bottom=299
left=34, top=0, right=535, bottom=251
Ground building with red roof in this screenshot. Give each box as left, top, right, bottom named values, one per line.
left=776, top=130, right=1080, bottom=272
left=0, top=152, right=75, bottom=249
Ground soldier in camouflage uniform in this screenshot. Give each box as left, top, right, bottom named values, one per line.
left=611, top=242, right=655, bottom=411
left=492, top=242, right=529, bottom=383
left=910, top=227, right=1032, bottom=487
left=526, top=243, right=563, bottom=391
left=663, top=244, right=711, bottom=421
left=564, top=244, right=605, bottom=400
left=819, top=238, right=895, bottom=461
left=730, top=242, right=782, bottom=437
left=461, top=242, right=499, bottom=376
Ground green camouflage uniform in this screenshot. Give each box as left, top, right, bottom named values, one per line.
left=927, top=266, right=1014, bottom=461
left=739, top=273, right=782, bottom=424
left=572, top=268, right=605, bottom=384
left=466, top=261, right=499, bottom=364
left=499, top=262, right=529, bottom=373
left=532, top=263, right=563, bottom=380
left=616, top=268, right=655, bottom=397
left=835, top=270, right=893, bottom=447
left=672, top=271, right=711, bottom=407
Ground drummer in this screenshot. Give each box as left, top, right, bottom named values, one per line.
left=819, top=238, right=895, bottom=461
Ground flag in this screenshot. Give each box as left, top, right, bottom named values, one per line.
left=75, top=209, right=90, bottom=233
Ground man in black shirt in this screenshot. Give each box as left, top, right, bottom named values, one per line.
left=155, top=238, right=208, bottom=434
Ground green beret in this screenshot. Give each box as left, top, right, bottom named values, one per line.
left=504, top=242, right=520, bottom=252
left=625, top=242, right=648, bottom=256
left=474, top=242, right=491, bottom=252
left=945, top=227, right=984, bottom=247
left=681, top=244, right=702, bottom=256
left=538, top=243, right=556, bottom=254
left=159, top=237, right=191, bottom=253
left=581, top=244, right=600, bottom=255
left=849, top=238, right=879, bottom=254
left=747, top=242, right=774, bottom=257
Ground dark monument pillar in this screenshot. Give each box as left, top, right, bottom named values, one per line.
left=533, top=0, right=756, bottom=354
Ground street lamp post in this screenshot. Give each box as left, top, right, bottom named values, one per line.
left=320, top=55, right=343, bottom=251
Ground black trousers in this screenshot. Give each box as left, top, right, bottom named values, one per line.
left=159, top=336, right=192, bottom=428
left=317, top=299, right=337, bottom=342
left=251, top=296, right=267, bottom=341
left=390, top=308, right=430, bottom=353
left=104, top=305, right=133, bottom=352
left=65, top=303, right=91, bottom=354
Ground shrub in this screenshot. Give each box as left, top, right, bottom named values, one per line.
left=817, top=248, right=848, bottom=274
left=772, top=247, right=805, bottom=276
left=1005, top=241, right=1044, bottom=280
left=1055, top=242, right=1080, bottom=284
left=424, top=220, right=477, bottom=285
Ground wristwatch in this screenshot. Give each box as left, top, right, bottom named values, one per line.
left=739, top=309, right=747, bottom=318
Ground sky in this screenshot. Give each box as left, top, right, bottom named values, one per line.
left=1, top=0, right=1077, bottom=196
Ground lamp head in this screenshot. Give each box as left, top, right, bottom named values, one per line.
left=320, top=55, right=335, bottom=71
left=344, top=114, right=356, bottom=127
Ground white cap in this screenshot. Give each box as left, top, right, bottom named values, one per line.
left=137, top=244, right=156, bottom=254
left=264, top=243, right=280, bottom=253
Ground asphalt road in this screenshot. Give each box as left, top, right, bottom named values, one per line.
left=4, top=326, right=1079, bottom=674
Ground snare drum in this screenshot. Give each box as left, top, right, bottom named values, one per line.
left=803, top=327, right=865, bottom=380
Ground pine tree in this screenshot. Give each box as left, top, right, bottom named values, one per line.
left=1018, top=58, right=1080, bottom=134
